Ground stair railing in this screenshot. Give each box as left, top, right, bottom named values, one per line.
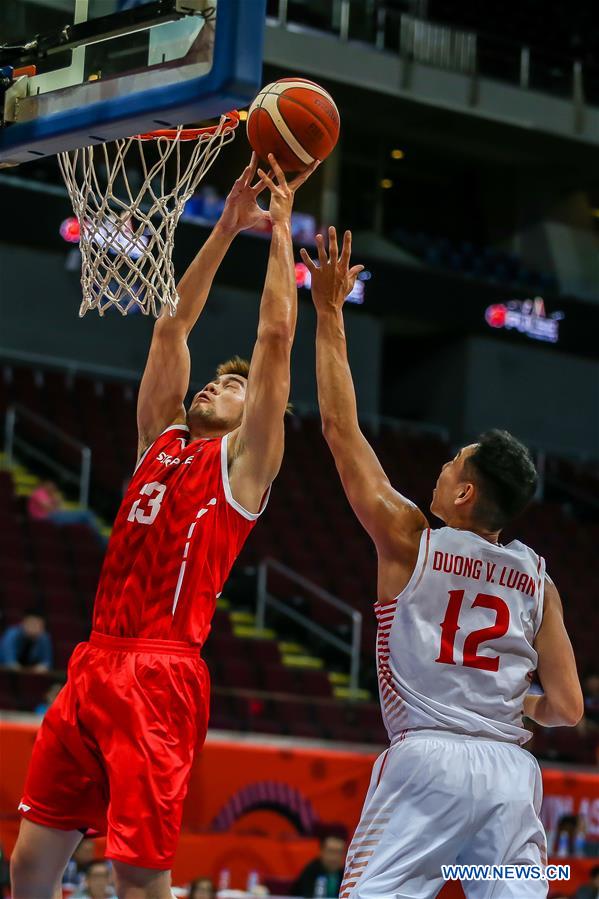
left=4, top=403, right=92, bottom=509
left=256, top=557, right=362, bottom=694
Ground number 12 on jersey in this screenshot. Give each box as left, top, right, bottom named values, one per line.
left=435, top=589, right=510, bottom=671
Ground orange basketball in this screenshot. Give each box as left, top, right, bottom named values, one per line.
left=247, top=78, right=340, bottom=172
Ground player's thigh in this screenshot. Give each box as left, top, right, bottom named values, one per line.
left=101, top=653, right=208, bottom=868
left=112, top=860, right=173, bottom=899
left=104, top=726, right=197, bottom=867
left=21, top=650, right=108, bottom=835
left=342, top=737, right=469, bottom=899
left=11, top=819, right=82, bottom=889
left=461, top=743, right=546, bottom=866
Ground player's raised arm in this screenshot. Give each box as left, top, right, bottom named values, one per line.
left=524, top=578, right=584, bottom=727
left=136, top=154, right=270, bottom=460
left=301, top=229, right=428, bottom=580
left=227, top=154, right=318, bottom=513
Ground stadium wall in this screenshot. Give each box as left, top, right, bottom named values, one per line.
left=0, top=242, right=382, bottom=416
left=396, top=336, right=599, bottom=458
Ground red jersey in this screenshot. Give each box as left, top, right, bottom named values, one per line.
left=92, top=425, right=266, bottom=644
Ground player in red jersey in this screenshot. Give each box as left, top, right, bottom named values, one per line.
left=11, top=153, right=317, bottom=899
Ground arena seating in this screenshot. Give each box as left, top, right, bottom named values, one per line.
left=391, top=227, right=559, bottom=294
left=0, top=363, right=597, bottom=760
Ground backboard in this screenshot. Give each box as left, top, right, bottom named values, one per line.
left=0, top=0, right=265, bottom=166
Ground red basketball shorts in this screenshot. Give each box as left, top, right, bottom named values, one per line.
left=19, top=631, right=210, bottom=870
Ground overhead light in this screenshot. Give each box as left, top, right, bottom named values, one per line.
left=238, top=109, right=248, bottom=121
left=390, top=149, right=404, bottom=159
left=380, top=178, right=393, bottom=189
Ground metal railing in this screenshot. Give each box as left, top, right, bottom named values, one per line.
left=255, top=558, right=363, bottom=694
left=400, top=14, right=476, bottom=75
left=4, top=403, right=92, bottom=509
left=268, top=0, right=596, bottom=109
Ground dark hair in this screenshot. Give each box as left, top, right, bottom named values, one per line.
left=215, top=356, right=250, bottom=380
left=214, top=356, right=293, bottom=415
left=320, top=833, right=346, bottom=847
left=85, top=860, right=109, bottom=874
left=465, top=430, right=537, bottom=530
left=189, top=878, right=215, bottom=898
left=23, top=608, right=45, bottom=620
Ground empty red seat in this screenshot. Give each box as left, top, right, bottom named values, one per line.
left=296, top=669, right=332, bottom=697
left=246, top=639, right=280, bottom=667
left=217, top=659, right=259, bottom=690
left=0, top=670, right=19, bottom=710
left=262, top=665, right=298, bottom=694
left=54, top=639, right=79, bottom=670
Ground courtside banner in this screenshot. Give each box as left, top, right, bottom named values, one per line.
left=541, top=766, right=599, bottom=848
left=0, top=720, right=597, bottom=887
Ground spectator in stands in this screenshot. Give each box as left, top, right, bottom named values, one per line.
left=63, top=838, right=95, bottom=887
left=0, top=610, right=52, bottom=671
left=72, top=860, right=115, bottom=898
left=573, top=865, right=599, bottom=899
left=34, top=681, right=64, bottom=715
left=583, top=674, right=599, bottom=727
left=555, top=814, right=581, bottom=855
left=188, top=877, right=216, bottom=899
left=291, top=834, right=346, bottom=897
left=27, top=479, right=106, bottom=546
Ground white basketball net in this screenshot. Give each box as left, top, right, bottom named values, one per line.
left=58, top=114, right=238, bottom=317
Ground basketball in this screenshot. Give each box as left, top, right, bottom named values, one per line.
left=247, top=78, right=340, bottom=172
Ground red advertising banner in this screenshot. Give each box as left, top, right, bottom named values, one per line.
left=1, top=720, right=597, bottom=891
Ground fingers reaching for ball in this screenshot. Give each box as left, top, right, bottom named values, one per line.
left=300, top=227, right=364, bottom=313
left=267, top=153, right=287, bottom=187
left=288, top=158, right=320, bottom=190
left=257, top=153, right=320, bottom=195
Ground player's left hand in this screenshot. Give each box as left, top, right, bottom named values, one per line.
left=300, top=227, right=364, bottom=313
left=218, top=152, right=271, bottom=235
left=257, top=153, right=319, bottom=226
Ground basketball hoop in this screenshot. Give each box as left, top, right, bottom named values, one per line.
left=58, top=112, right=240, bottom=317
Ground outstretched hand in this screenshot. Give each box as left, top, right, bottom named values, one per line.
left=300, top=227, right=364, bottom=312
left=257, top=154, right=320, bottom=225
left=219, top=152, right=271, bottom=235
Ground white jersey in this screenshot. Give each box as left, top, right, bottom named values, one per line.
left=377, top=526, right=545, bottom=745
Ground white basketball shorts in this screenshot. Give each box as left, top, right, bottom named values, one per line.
left=340, top=729, right=547, bottom=899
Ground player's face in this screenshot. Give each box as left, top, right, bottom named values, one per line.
left=320, top=837, right=346, bottom=871
left=190, top=880, right=215, bottom=899
left=430, top=444, right=478, bottom=522
left=188, top=374, right=247, bottom=433
left=22, top=615, right=45, bottom=638
left=85, top=865, right=110, bottom=899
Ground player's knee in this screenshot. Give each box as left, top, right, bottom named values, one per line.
left=112, top=861, right=172, bottom=899
left=10, top=844, right=36, bottom=879
left=10, top=845, right=55, bottom=897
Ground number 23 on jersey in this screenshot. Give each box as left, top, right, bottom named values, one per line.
left=127, top=482, right=166, bottom=525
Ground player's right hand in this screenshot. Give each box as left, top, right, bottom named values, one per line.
left=218, top=152, right=271, bottom=235
left=257, top=153, right=319, bottom=225
left=300, top=227, right=364, bottom=313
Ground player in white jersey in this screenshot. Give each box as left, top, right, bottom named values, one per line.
left=300, top=229, right=584, bottom=898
